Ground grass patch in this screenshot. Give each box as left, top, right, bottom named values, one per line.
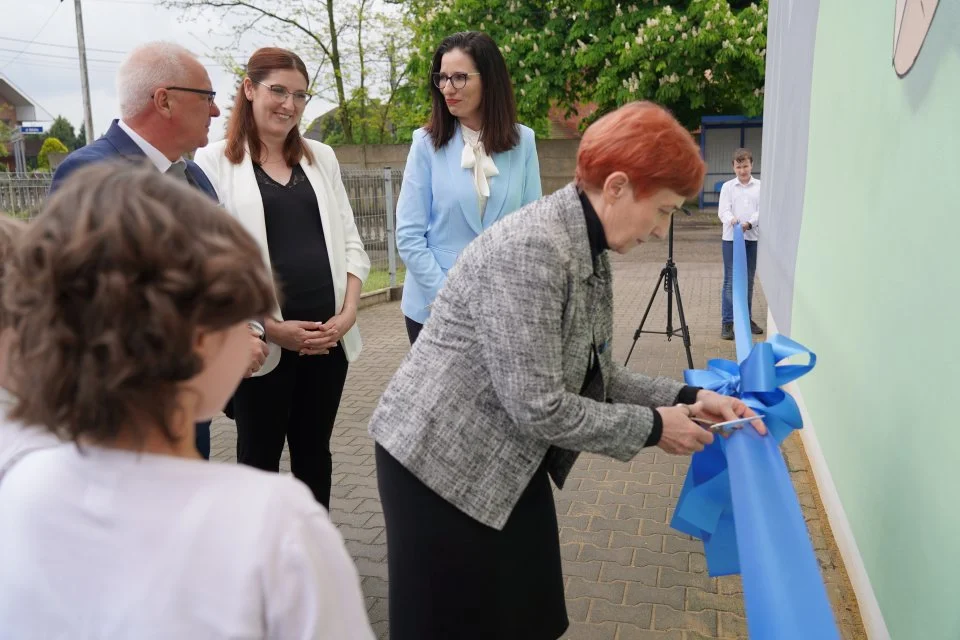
left=363, top=266, right=406, bottom=293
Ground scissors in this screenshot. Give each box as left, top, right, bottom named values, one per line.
left=690, top=414, right=765, bottom=434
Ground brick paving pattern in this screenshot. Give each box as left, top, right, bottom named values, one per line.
left=211, top=218, right=864, bottom=639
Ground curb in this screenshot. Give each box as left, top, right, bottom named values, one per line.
left=359, top=285, right=403, bottom=310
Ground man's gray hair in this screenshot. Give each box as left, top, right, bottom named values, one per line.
left=117, top=42, right=200, bottom=119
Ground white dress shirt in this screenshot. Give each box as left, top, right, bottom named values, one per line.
left=460, top=124, right=499, bottom=219
left=117, top=119, right=187, bottom=176
left=0, top=446, right=374, bottom=639
left=717, top=176, right=761, bottom=241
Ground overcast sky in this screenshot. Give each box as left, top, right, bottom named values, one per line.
left=0, top=0, right=337, bottom=141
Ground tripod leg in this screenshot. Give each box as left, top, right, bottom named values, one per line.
left=625, top=268, right=667, bottom=366
left=671, top=270, right=695, bottom=370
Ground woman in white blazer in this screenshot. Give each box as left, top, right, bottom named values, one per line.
left=195, top=47, right=370, bottom=509
left=396, top=31, right=542, bottom=344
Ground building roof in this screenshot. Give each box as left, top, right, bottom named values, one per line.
left=0, top=72, right=52, bottom=123
left=700, top=115, right=763, bottom=126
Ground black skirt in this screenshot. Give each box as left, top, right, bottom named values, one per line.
left=375, top=444, right=569, bottom=640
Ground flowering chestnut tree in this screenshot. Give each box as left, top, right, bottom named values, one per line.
left=404, top=0, right=767, bottom=132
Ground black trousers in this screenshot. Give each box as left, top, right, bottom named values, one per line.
left=232, top=341, right=348, bottom=509
left=376, top=444, right=568, bottom=640
left=404, top=316, right=424, bottom=345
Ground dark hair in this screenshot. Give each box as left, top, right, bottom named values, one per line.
left=0, top=216, right=26, bottom=331
left=426, top=32, right=519, bottom=154
left=576, top=102, right=706, bottom=199
left=4, top=163, right=277, bottom=447
left=226, top=47, right=315, bottom=167
left=733, top=148, right=753, bottom=164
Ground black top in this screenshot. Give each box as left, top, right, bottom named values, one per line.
left=576, top=190, right=699, bottom=447
left=254, top=163, right=336, bottom=319
left=578, top=189, right=609, bottom=262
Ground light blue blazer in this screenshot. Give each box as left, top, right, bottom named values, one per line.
left=396, top=123, right=542, bottom=323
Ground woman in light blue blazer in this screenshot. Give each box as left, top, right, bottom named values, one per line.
left=396, top=31, right=542, bottom=343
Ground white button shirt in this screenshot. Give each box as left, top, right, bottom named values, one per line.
left=117, top=119, right=187, bottom=175
left=717, top=176, right=760, bottom=241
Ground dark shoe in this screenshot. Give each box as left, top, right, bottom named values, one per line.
left=751, top=320, right=764, bottom=335
left=720, top=323, right=734, bottom=340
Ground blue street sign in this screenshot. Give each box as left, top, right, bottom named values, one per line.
left=19, top=126, right=43, bottom=134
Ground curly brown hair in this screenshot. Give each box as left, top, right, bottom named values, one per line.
left=0, top=215, right=27, bottom=331
left=4, top=162, right=277, bottom=446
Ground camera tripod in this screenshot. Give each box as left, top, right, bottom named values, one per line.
left=624, top=215, right=694, bottom=370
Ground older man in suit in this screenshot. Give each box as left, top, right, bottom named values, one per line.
left=51, top=42, right=268, bottom=459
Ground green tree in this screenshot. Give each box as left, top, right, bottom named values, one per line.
left=0, top=120, right=11, bottom=157
left=164, top=0, right=411, bottom=145
left=37, top=137, right=69, bottom=170
left=76, top=127, right=86, bottom=148
left=47, top=116, right=79, bottom=151
left=405, top=0, right=767, bottom=131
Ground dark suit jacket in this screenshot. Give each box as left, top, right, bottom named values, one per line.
left=51, top=120, right=217, bottom=199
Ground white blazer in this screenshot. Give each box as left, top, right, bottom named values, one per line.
left=195, top=139, right=370, bottom=376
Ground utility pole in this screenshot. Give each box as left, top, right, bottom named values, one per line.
left=65, top=0, right=94, bottom=145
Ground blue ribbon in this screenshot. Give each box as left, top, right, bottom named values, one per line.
left=670, top=225, right=838, bottom=638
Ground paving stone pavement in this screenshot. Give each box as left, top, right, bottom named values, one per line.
left=211, top=218, right=862, bottom=639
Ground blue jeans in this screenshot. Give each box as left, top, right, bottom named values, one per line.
left=721, top=239, right=758, bottom=325
left=195, top=420, right=211, bottom=460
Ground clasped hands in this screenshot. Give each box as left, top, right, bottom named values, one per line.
left=265, top=309, right=357, bottom=357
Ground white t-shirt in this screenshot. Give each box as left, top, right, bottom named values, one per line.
left=0, top=445, right=374, bottom=640
left=0, top=388, right=59, bottom=476
left=717, top=176, right=761, bottom=241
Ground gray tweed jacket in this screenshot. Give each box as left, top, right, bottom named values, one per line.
left=368, top=184, right=685, bottom=530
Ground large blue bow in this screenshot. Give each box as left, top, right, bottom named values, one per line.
left=670, top=225, right=838, bottom=638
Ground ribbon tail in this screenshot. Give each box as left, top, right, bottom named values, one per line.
left=726, top=429, right=840, bottom=639
left=732, top=224, right=752, bottom=362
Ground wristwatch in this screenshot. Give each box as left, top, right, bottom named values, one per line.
left=247, top=320, right=266, bottom=341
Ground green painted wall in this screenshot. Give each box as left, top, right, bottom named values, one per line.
left=793, top=1, right=960, bottom=638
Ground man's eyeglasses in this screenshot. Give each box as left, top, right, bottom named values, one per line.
left=432, top=72, right=480, bottom=90
left=256, top=81, right=313, bottom=106
left=163, top=86, right=217, bottom=105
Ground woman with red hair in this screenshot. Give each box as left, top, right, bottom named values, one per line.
left=368, top=102, right=766, bottom=639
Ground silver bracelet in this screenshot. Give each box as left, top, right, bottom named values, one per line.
left=247, top=320, right=266, bottom=340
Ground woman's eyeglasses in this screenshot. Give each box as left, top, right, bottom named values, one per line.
left=432, top=72, right=480, bottom=90
left=255, top=81, right=313, bottom=106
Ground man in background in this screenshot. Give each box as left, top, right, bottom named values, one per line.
left=717, top=147, right=763, bottom=340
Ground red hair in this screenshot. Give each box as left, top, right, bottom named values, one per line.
left=576, top=102, right=705, bottom=199
left=225, top=47, right=315, bottom=167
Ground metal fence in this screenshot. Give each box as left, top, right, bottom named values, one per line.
left=0, top=173, right=52, bottom=219
left=0, top=168, right=405, bottom=290
left=343, top=168, right=404, bottom=289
